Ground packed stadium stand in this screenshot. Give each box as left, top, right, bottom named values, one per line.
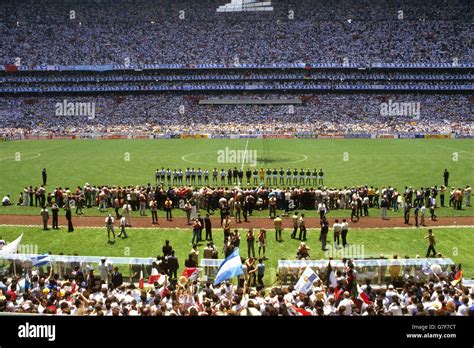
left=0, top=0, right=472, bottom=137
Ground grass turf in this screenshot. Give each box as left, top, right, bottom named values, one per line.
left=0, top=225, right=472, bottom=285
left=0, top=138, right=473, bottom=218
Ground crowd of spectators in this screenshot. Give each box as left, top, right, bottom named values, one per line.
left=1, top=93, right=472, bottom=137
left=1, top=254, right=472, bottom=316
left=0, top=1, right=471, bottom=138
left=1, top=0, right=471, bottom=65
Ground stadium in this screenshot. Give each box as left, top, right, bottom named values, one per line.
left=0, top=0, right=473, bottom=331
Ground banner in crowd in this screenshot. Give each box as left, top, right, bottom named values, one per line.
left=79, top=134, right=97, bottom=139
left=262, top=134, right=294, bottom=139
left=51, top=135, right=76, bottom=140
left=153, top=134, right=171, bottom=139
left=295, top=133, right=317, bottom=138
left=317, top=134, right=345, bottom=139
left=210, top=134, right=231, bottom=139
left=424, top=134, right=451, bottom=139
left=344, top=133, right=372, bottom=139
left=398, top=133, right=416, bottom=139
left=99, top=135, right=128, bottom=140
left=239, top=134, right=261, bottom=138
left=180, top=134, right=208, bottom=139
left=375, top=134, right=396, bottom=139
left=5, top=132, right=473, bottom=141
left=129, top=134, right=150, bottom=139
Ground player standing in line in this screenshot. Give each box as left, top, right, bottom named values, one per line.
left=197, top=168, right=203, bottom=185
left=172, top=169, right=177, bottom=185
left=305, top=168, right=311, bottom=186
left=265, top=168, right=272, bottom=186
left=312, top=168, right=318, bottom=187
left=160, top=167, right=166, bottom=183
left=258, top=167, right=265, bottom=185
left=246, top=168, right=252, bottom=185
left=318, top=168, right=324, bottom=186
left=279, top=167, right=285, bottom=185
left=212, top=168, right=218, bottom=184
left=155, top=169, right=160, bottom=185
left=191, top=168, right=196, bottom=185
left=220, top=168, right=226, bottom=185
left=292, top=168, right=298, bottom=185
left=285, top=167, right=292, bottom=186
left=185, top=168, right=190, bottom=185
left=252, top=168, right=258, bottom=185
left=228, top=168, right=233, bottom=185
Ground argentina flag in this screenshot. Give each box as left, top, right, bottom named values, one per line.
left=31, top=254, right=52, bottom=267
left=214, top=248, right=243, bottom=286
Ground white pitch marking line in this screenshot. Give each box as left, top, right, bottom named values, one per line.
left=182, top=150, right=308, bottom=166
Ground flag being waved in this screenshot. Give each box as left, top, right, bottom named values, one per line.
left=182, top=267, right=201, bottom=282
left=0, top=233, right=23, bottom=255
left=451, top=264, right=463, bottom=286
left=214, top=247, right=243, bottom=286
left=290, top=305, right=312, bottom=316
left=295, top=267, right=320, bottom=294
left=31, top=254, right=52, bottom=267
left=325, top=261, right=337, bottom=288
left=24, top=269, right=30, bottom=292
left=351, top=280, right=372, bottom=305
left=139, top=270, right=144, bottom=289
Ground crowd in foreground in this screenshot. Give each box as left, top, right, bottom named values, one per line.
left=0, top=253, right=472, bottom=316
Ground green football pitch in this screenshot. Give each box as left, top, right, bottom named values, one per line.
left=0, top=138, right=472, bottom=283
left=0, top=138, right=473, bottom=199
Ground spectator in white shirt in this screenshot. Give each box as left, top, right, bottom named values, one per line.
left=337, top=291, right=353, bottom=315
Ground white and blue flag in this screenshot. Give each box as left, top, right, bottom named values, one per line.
left=422, top=261, right=433, bottom=275
left=24, top=269, right=30, bottom=292
left=295, top=267, right=320, bottom=294
left=31, top=254, right=52, bottom=267
left=214, top=248, right=243, bottom=286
